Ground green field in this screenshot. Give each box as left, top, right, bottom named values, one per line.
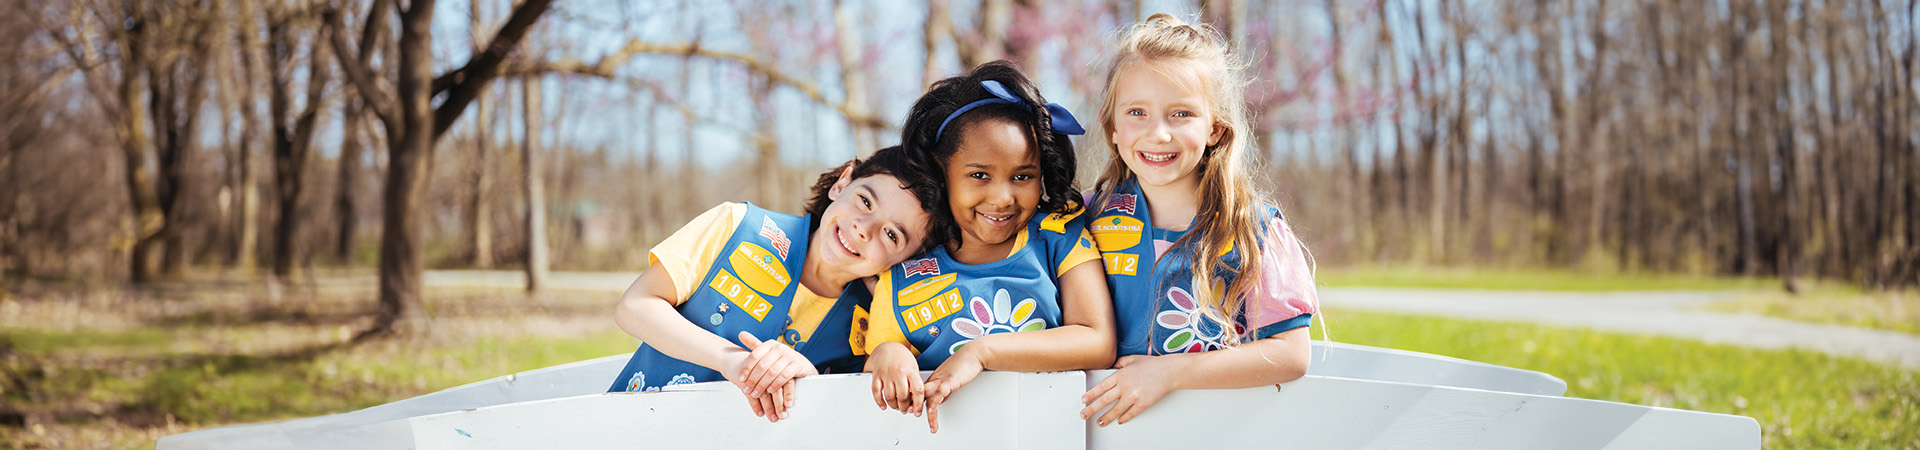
left=1330, top=310, right=1920, bottom=449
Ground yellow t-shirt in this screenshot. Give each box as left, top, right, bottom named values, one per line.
left=648, top=203, right=843, bottom=343
left=864, top=210, right=1101, bottom=354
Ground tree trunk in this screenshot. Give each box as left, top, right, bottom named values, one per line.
left=336, top=98, right=363, bottom=263
left=113, top=15, right=160, bottom=284
left=370, top=0, right=439, bottom=338
left=468, top=0, right=493, bottom=269
left=268, top=14, right=330, bottom=280
left=231, top=0, right=263, bottom=273
left=523, top=75, right=549, bottom=293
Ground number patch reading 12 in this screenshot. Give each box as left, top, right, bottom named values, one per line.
left=709, top=269, right=773, bottom=321
left=1103, top=253, right=1139, bottom=276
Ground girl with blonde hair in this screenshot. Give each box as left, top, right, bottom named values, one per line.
left=1078, top=13, right=1321, bottom=427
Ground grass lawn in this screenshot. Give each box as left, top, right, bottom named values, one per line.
left=1330, top=310, right=1920, bottom=449
left=0, top=279, right=638, bottom=449
left=1705, top=284, right=1920, bottom=335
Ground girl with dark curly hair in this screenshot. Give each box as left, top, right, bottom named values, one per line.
left=862, top=60, right=1117, bottom=433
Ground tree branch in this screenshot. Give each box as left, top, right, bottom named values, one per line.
left=431, top=0, right=555, bottom=138
left=500, top=40, right=894, bottom=131
left=324, top=5, right=396, bottom=126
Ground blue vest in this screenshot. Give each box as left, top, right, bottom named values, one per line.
left=608, top=204, right=867, bottom=392
left=880, top=212, right=1090, bottom=369
left=1091, top=179, right=1294, bottom=357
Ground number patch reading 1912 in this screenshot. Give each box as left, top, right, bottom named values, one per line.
left=708, top=269, right=773, bottom=322
left=902, top=289, right=964, bottom=331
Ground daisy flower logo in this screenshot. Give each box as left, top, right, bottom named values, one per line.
left=1156, top=286, right=1227, bottom=354
left=946, top=288, right=1046, bottom=354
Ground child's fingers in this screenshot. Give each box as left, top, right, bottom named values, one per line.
left=768, top=385, right=790, bottom=422
left=1117, top=401, right=1145, bottom=425
left=742, top=386, right=767, bottom=418
left=908, top=371, right=926, bottom=416
left=1080, top=388, right=1117, bottom=420
left=740, top=344, right=783, bottom=396
left=893, top=375, right=915, bottom=413
left=871, top=376, right=887, bottom=410
left=925, top=399, right=940, bottom=433
left=738, top=331, right=763, bottom=349
left=1081, top=374, right=1118, bottom=404
left=1096, top=394, right=1135, bottom=427
left=748, top=356, right=789, bottom=396
left=783, top=379, right=796, bottom=411
left=763, top=357, right=803, bottom=394
left=922, top=380, right=953, bottom=421
left=1113, top=354, right=1144, bottom=369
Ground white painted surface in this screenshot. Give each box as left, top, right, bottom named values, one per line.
left=408, top=371, right=1085, bottom=450
left=159, top=344, right=1737, bottom=450
left=1310, top=341, right=1566, bottom=396
left=1083, top=371, right=1759, bottom=450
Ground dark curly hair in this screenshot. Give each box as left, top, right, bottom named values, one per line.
left=804, top=145, right=949, bottom=255
left=900, top=60, right=1082, bottom=244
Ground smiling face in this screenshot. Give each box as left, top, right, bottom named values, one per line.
left=811, top=173, right=933, bottom=280
left=943, top=119, right=1042, bottom=261
left=1107, top=61, right=1223, bottom=192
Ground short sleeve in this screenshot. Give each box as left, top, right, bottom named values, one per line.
left=1244, top=215, right=1319, bottom=340
left=648, top=203, right=747, bottom=306
left=1045, top=211, right=1100, bottom=277
left=861, top=272, right=917, bottom=356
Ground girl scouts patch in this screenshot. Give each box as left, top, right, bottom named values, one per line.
left=946, top=288, right=1047, bottom=354
left=1157, top=286, right=1225, bottom=354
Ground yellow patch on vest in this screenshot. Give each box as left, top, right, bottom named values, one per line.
left=728, top=242, right=791, bottom=297
left=897, top=273, right=957, bottom=307
left=902, top=289, right=964, bottom=332
left=1091, top=216, right=1145, bottom=251
left=708, top=269, right=773, bottom=321
left=849, top=305, right=870, bottom=356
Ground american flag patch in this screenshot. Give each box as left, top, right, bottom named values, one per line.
left=759, top=217, right=791, bottom=260
left=902, top=258, right=940, bottom=277
left=1104, top=194, right=1138, bottom=214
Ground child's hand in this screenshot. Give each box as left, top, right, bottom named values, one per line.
left=865, top=342, right=923, bottom=415
left=1080, top=354, right=1179, bottom=427
left=728, top=332, right=818, bottom=423
left=920, top=349, right=985, bottom=433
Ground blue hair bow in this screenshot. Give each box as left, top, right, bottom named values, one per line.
left=935, top=80, right=1086, bottom=141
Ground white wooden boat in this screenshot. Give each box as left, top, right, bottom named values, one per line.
left=156, top=342, right=1755, bottom=449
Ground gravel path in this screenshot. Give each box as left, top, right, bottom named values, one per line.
left=1324, top=287, right=1920, bottom=370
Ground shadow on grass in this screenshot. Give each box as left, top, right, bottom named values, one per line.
left=2, top=331, right=365, bottom=428
left=146, top=307, right=371, bottom=329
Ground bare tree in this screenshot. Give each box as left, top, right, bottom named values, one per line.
left=523, top=73, right=548, bottom=292
left=266, top=5, right=331, bottom=280
left=327, top=0, right=554, bottom=337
